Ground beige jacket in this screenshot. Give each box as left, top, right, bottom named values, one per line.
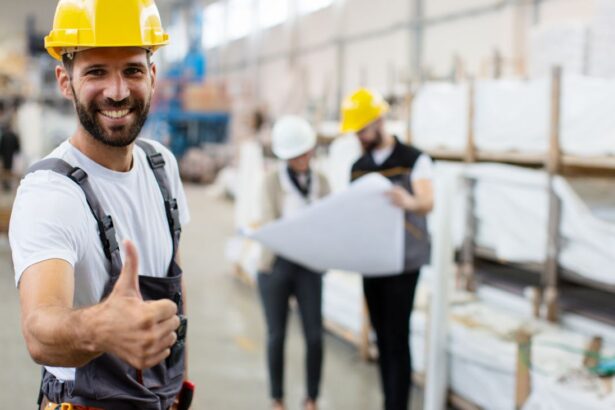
left=259, top=166, right=331, bottom=272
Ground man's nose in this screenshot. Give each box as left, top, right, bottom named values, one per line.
left=102, top=73, right=130, bottom=102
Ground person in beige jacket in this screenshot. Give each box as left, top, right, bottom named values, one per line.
left=258, top=116, right=330, bottom=410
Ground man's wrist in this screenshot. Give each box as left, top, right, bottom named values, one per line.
left=75, top=304, right=105, bottom=355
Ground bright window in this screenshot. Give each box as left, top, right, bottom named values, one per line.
left=164, top=16, right=188, bottom=61
left=259, top=0, right=288, bottom=28
left=203, top=2, right=226, bottom=49
left=298, top=0, right=333, bottom=14
left=227, top=0, right=253, bottom=41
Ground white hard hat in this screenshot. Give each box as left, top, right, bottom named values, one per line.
left=271, top=116, right=317, bottom=160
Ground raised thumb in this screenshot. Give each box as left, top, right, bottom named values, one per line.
left=113, top=239, right=142, bottom=299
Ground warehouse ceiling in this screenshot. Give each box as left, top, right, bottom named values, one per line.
left=0, top=0, right=183, bottom=46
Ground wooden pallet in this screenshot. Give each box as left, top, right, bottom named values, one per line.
left=412, top=372, right=482, bottom=410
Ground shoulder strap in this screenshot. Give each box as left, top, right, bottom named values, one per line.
left=27, top=158, right=122, bottom=277
left=135, top=139, right=181, bottom=258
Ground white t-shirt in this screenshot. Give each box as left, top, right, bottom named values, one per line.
left=9, top=138, right=190, bottom=381
left=370, top=145, right=434, bottom=182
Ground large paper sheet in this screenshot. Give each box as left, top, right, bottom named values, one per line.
left=249, top=173, right=405, bottom=276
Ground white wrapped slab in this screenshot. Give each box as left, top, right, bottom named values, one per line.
left=460, top=163, right=615, bottom=286
left=561, top=75, right=615, bottom=156
left=413, top=294, right=613, bottom=410
left=411, top=82, right=468, bottom=151
left=524, top=372, right=615, bottom=410
left=474, top=79, right=549, bottom=154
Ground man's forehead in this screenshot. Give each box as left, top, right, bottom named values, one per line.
left=72, top=47, right=150, bottom=67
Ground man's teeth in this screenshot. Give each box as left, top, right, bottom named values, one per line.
left=101, top=109, right=129, bottom=119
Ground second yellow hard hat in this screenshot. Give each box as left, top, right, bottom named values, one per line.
left=340, top=88, right=389, bottom=133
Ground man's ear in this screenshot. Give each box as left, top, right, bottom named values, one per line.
left=55, top=65, right=74, bottom=100
left=150, top=62, right=157, bottom=94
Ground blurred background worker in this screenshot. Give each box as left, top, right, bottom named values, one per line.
left=0, top=109, right=20, bottom=192
left=340, top=88, right=434, bottom=410
left=258, top=116, right=330, bottom=410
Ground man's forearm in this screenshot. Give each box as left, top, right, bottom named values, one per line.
left=22, top=304, right=103, bottom=367
left=409, top=197, right=433, bottom=215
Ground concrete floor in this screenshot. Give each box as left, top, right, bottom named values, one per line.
left=0, top=184, right=423, bottom=409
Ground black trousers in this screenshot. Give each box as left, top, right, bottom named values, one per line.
left=258, top=257, right=323, bottom=401
left=363, top=270, right=420, bottom=410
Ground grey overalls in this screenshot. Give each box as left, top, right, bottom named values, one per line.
left=30, top=140, right=186, bottom=410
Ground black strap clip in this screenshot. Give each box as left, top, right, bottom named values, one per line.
left=168, top=315, right=187, bottom=367
left=98, top=215, right=120, bottom=259
left=147, top=152, right=166, bottom=169
left=68, top=167, right=88, bottom=185
left=165, top=198, right=181, bottom=235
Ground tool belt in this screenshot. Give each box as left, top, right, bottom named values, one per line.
left=41, top=397, right=103, bottom=410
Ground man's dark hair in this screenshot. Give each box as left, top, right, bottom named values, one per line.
left=61, top=53, right=74, bottom=76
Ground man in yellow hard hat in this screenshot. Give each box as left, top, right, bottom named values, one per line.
left=10, top=1, right=191, bottom=409
left=340, top=88, right=434, bottom=410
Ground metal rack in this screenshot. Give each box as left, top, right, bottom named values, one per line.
left=422, top=66, right=615, bottom=324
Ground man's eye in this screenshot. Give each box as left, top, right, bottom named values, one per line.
left=125, top=68, right=144, bottom=76
left=87, top=69, right=105, bottom=76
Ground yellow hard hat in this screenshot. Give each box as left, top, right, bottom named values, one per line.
left=44, top=0, right=169, bottom=61
left=340, top=88, right=389, bottom=133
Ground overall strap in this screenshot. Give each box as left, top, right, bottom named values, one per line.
left=135, top=139, right=181, bottom=258
left=27, top=159, right=122, bottom=278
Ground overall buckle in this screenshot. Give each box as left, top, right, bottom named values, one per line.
left=98, top=215, right=119, bottom=259
left=165, top=198, right=181, bottom=235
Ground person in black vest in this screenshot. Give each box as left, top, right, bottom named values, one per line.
left=340, top=88, right=434, bottom=410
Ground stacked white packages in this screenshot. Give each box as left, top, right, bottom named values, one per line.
left=588, top=0, right=615, bottom=78
left=411, top=76, right=615, bottom=157
left=473, top=79, right=550, bottom=154
left=411, top=82, right=468, bottom=152
left=561, top=75, right=615, bottom=156
left=458, top=163, right=615, bottom=286
left=529, top=23, right=589, bottom=78
left=411, top=294, right=615, bottom=410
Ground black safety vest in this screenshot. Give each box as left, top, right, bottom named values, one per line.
left=31, top=140, right=185, bottom=410
left=351, top=137, right=431, bottom=274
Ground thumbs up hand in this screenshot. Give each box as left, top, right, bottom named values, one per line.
left=95, top=240, right=180, bottom=369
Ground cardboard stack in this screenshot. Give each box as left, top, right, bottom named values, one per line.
left=182, top=82, right=231, bottom=112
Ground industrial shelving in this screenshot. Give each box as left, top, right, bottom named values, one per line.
left=416, top=67, right=615, bottom=328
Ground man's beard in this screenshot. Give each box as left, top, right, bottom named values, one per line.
left=74, top=89, right=150, bottom=148
left=360, top=129, right=383, bottom=153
